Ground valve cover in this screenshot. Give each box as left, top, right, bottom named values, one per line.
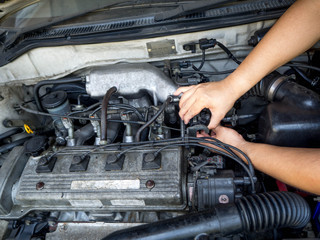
left=13, top=147, right=186, bottom=217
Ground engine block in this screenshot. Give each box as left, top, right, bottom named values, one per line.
left=13, top=147, right=186, bottom=216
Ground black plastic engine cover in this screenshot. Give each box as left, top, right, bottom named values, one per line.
left=259, top=103, right=320, bottom=147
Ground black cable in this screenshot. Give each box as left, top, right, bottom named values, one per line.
left=20, top=104, right=100, bottom=121
left=190, top=160, right=209, bottom=171
left=111, top=136, right=254, bottom=192
left=196, top=137, right=254, bottom=175
left=291, top=66, right=313, bottom=84
left=80, top=137, right=186, bottom=159
left=135, top=97, right=171, bottom=142
left=152, top=141, right=255, bottom=193
left=111, top=103, right=145, bottom=121
left=148, top=136, right=255, bottom=180
left=285, top=63, right=320, bottom=72
left=181, top=69, right=235, bottom=75
left=68, top=102, right=102, bottom=116
left=192, top=49, right=206, bottom=71
left=216, top=41, right=242, bottom=65
left=173, top=73, right=191, bottom=86
left=20, top=104, right=147, bottom=125
left=181, top=63, right=318, bottom=76
left=48, top=135, right=255, bottom=192
left=90, top=106, right=101, bottom=116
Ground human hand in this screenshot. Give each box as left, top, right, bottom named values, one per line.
left=173, top=81, right=238, bottom=129
left=197, top=125, right=246, bottom=151
left=197, top=126, right=249, bottom=163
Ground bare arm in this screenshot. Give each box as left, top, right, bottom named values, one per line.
left=199, top=126, right=320, bottom=195
left=175, top=0, right=320, bottom=129
left=244, top=142, right=320, bottom=195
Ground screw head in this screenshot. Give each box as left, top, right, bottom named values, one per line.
left=36, top=181, right=45, bottom=190
left=146, top=180, right=155, bottom=189
left=219, top=194, right=229, bottom=204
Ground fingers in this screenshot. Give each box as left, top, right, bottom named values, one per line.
left=197, top=131, right=210, bottom=138
left=182, top=105, right=202, bottom=125
left=210, top=130, right=217, bottom=138
left=179, top=95, right=197, bottom=123
left=173, top=86, right=193, bottom=96
left=208, top=113, right=224, bottom=129
left=175, top=85, right=201, bottom=124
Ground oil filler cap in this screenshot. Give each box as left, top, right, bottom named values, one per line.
left=25, top=135, right=48, bottom=157
left=41, top=91, right=68, bottom=109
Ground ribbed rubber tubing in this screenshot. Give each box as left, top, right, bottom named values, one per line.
left=236, top=191, right=310, bottom=232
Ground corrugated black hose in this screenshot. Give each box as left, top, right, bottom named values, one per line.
left=103, top=191, right=310, bottom=240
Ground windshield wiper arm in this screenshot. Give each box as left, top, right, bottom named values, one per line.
left=154, top=0, right=232, bottom=21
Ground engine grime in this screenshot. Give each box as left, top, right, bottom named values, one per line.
left=14, top=147, right=187, bottom=214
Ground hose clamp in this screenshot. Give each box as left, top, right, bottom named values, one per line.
left=267, top=76, right=287, bottom=102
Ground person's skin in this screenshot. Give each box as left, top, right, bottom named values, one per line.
left=198, top=127, right=320, bottom=195
left=174, top=0, right=320, bottom=129
left=173, top=0, right=320, bottom=195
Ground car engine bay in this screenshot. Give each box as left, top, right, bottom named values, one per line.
left=0, top=22, right=319, bottom=239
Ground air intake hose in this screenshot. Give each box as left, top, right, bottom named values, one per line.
left=103, top=191, right=310, bottom=240
left=244, top=71, right=320, bottom=109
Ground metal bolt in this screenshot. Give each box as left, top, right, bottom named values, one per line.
left=3, top=120, right=13, bottom=127
left=146, top=180, right=155, bottom=189
left=60, top=224, right=68, bottom=231
left=36, top=181, right=45, bottom=190
left=172, top=45, right=176, bottom=50
left=148, top=48, right=152, bottom=52
left=219, top=194, right=229, bottom=204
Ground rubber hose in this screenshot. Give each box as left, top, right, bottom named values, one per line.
left=103, top=191, right=310, bottom=240
left=0, top=128, right=23, bottom=142
left=100, top=86, right=117, bottom=143
left=135, top=97, right=171, bottom=142
left=34, top=76, right=84, bottom=112
left=74, top=124, right=95, bottom=146
left=0, top=136, right=31, bottom=154
left=237, top=191, right=310, bottom=231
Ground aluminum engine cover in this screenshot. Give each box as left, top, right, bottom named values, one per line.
left=13, top=147, right=186, bottom=216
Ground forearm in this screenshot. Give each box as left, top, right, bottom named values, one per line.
left=225, top=0, right=320, bottom=99
left=242, top=142, right=320, bottom=195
